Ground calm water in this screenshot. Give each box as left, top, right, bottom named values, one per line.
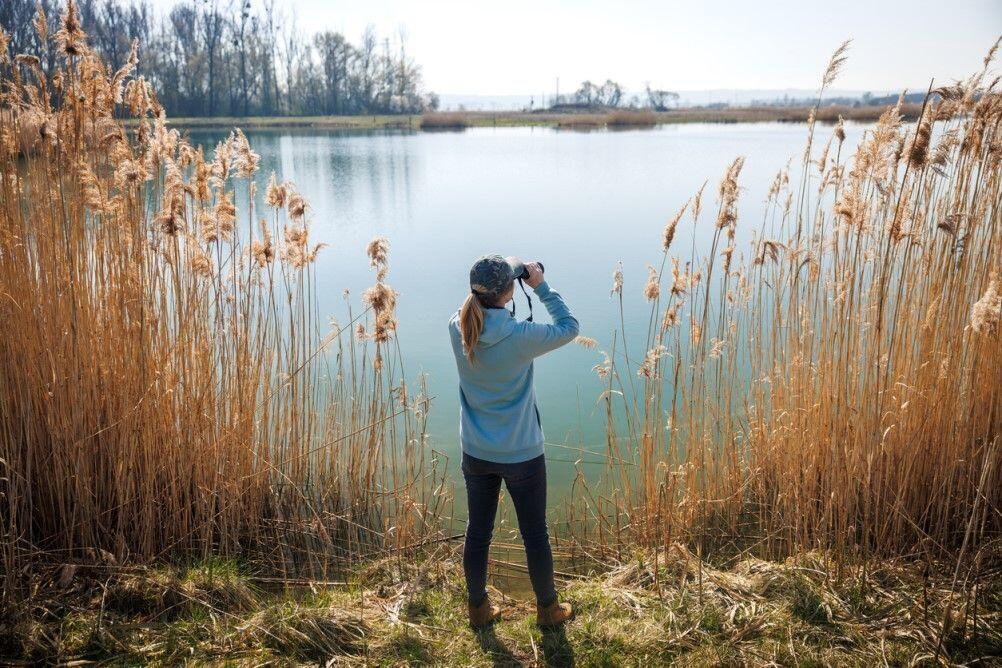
left=187, top=122, right=867, bottom=495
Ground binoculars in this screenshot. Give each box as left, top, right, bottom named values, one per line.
left=509, top=258, right=544, bottom=281
left=506, top=259, right=545, bottom=322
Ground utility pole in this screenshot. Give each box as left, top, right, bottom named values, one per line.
left=555, top=77, right=559, bottom=106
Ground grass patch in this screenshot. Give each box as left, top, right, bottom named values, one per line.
left=101, top=558, right=256, bottom=620
left=244, top=601, right=369, bottom=661
left=3, top=550, right=998, bottom=665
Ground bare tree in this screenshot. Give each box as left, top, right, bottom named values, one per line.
left=574, top=80, right=597, bottom=106
left=260, top=0, right=279, bottom=114
left=645, top=85, right=679, bottom=111
left=280, top=9, right=302, bottom=114
left=163, top=3, right=206, bottom=116
left=357, top=25, right=376, bottom=110
left=232, top=0, right=251, bottom=115
left=598, top=79, right=623, bottom=107
left=201, top=0, right=224, bottom=116
left=314, top=30, right=351, bottom=114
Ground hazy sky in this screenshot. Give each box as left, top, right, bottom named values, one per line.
left=150, top=0, right=1000, bottom=95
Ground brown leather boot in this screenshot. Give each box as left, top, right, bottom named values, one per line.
left=536, top=600, right=574, bottom=627
left=468, top=596, right=502, bottom=628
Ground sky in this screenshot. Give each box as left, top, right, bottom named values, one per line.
left=150, top=0, right=1001, bottom=96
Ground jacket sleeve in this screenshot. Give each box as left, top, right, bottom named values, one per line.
left=515, top=281, right=580, bottom=358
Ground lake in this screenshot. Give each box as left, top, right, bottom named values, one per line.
left=187, top=122, right=867, bottom=497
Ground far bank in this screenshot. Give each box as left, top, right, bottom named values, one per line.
left=155, top=103, right=921, bottom=131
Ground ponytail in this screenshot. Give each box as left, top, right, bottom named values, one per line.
left=459, top=293, right=484, bottom=364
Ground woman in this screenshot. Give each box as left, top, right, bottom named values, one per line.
left=448, top=254, right=579, bottom=628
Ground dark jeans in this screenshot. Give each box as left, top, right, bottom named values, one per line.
left=462, top=452, right=557, bottom=608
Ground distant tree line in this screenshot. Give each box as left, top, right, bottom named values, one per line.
left=747, top=91, right=927, bottom=108
left=547, top=79, right=924, bottom=112
left=548, top=79, right=679, bottom=111
left=0, top=0, right=437, bottom=117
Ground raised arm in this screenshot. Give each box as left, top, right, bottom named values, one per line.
left=515, top=261, right=579, bottom=358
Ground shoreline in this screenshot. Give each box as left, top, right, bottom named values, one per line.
left=157, top=103, right=921, bottom=131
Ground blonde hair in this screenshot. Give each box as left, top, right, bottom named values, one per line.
left=459, top=293, right=485, bottom=364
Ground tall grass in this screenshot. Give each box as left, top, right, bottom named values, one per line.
left=566, top=41, right=1002, bottom=561
left=0, top=5, right=445, bottom=597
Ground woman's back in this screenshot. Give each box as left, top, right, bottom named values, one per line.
left=448, top=279, right=578, bottom=464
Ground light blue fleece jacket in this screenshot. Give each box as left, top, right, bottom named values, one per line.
left=448, top=281, right=579, bottom=463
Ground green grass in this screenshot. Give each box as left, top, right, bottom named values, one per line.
left=2, top=551, right=999, bottom=665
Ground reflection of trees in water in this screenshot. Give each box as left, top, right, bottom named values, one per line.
left=181, top=129, right=420, bottom=238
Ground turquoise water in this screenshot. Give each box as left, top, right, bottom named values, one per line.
left=186, top=122, right=866, bottom=494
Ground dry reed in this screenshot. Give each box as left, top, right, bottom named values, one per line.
left=419, top=112, right=469, bottom=130
left=564, top=40, right=1002, bottom=563
left=605, top=109, right=658, bottom=127
left=556, top=114, right=606, bottom=129
left=0, top=4, right=446, bottom=598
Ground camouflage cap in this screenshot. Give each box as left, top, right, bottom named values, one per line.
left=469, top=254, right=515, bottom=299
